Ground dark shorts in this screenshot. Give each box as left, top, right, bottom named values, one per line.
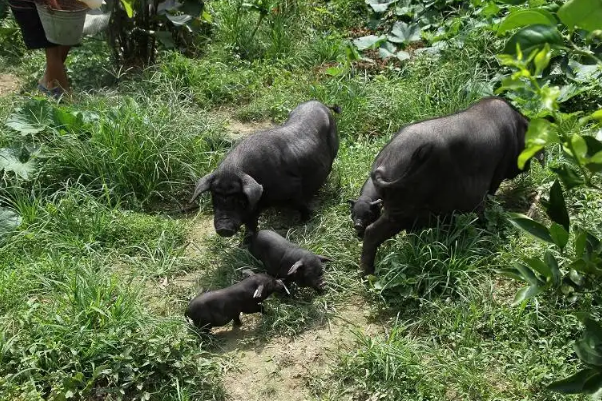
left=8, top=0, right=59, bottom=49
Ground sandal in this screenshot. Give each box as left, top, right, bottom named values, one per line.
left=37, top=83, right=65, bottom=100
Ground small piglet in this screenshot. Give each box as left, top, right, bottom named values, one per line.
left=348, top=176, right=382, bottom=239
left=185, top=273, right=285, bottom=331
left=248, top=230, right=330, bottom=293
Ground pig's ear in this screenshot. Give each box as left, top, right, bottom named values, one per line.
left=288, top=260, right=303, bottom=275
left=370, top=199, right=383, bottom=208
left=317, top=255, right=332, bottom=263
left=190, top=172, right=214, bottom=203
left=241, top=173, right=263, bottom=209
left=253, top=284, right=265, bottom=299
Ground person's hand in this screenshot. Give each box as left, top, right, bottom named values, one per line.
left=47, top=0, right=61, bottom=9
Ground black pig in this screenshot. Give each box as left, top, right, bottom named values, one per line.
left=248, top=230, right=330, bottom=293
left=360, top=97, right=534, bottom=275
left=189, top=101, right=340, bottom=237
left=185, top=273, right=285, bottom=331
left=348, top=177, right=382, bottom=238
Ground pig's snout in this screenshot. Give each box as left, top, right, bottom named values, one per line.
left=216, top=227, right=237, bottom=237
left=215, top=220, right=239, bottom=237
left=354, top=220, right=365, bottom=238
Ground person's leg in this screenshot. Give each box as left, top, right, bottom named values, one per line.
left=60, top=45, right=71, bottom=62
left=40, top=45, right=71, bottom=89
left=44, top=46, right=69, bottom=91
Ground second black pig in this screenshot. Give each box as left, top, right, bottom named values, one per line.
left=248, top=230, right=330, bottom=293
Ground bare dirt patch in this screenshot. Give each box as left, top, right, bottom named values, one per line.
left=218, top=298, right=382, bottom=401
left=184, top=214, right=216, bottom=258
left=0, top=73, right=21, bottom=96
left=226, top=119, right=275, bottom=140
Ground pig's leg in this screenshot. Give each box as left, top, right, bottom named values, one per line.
left=298, top=204, right=311, bottom=222
left=233, top=314, right=242, bottom=327
left=360, top=215, right=404, bottom=276
left=244, top=210, right=261, bottom=234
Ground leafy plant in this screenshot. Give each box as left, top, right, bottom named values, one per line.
left=0, top=207, right=21, bottom=241
left=494, top=0, right=602, bottom=395
left=106, top=0, right=210, bottom=66
left=352, top=0, right=500, bottom=62
left=548, top=315, right=602, bottom=395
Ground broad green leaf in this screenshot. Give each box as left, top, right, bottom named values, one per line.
left=508, top=212, right=553, bottom=243
left=568, top=258, right=601, bottom=275
left=201, top=10, right=212, bottom=23
left=154, top=31, right=175, bottom=48
left=353, top=35, right=387, bottom=51
left=365, top=0, right=395, bottom=13
left=525, top=257, right=552, bottom=280
left=498, top=9, right=556, bottom=35
left=513, top=283, right=547, bottom=304
left=157, top=0, right=180, bottom=13
left=518, top=145, right=545, bottom=170
left=396, top=50, right=410, bottom=61
left=5, top=98, right=54, bottom=135
left=0, top=207, right=21, bottom=238
left=558, top=0, right=602, bottom=33
left=180, top=0, right=205, bottom=17
left=548, top=368, right=600, bottom=393
left=482, top=2, right=500, bottom=18
left=591, top=109, right=602, bottom=121
left=388, top=21, right=421, bottom=44
left=166, top=14, right=192, bottom=26
left=496, top=268, right=525, bottom=282
left=583, top=317, right=602, bottom=343
left=575, top=338, right=602, bottom=366
left=583, top=136, right=602, bottom=157
left=515, top=262, right=542, bottom=285
left=582, top=372, right=602, bottom=394
left=549, top=223, right=569, bottom=250
left=590, top=150, right=602, bottom=163
left=550, top=165, right=585, bottom=190
left=378, top=41, right=397, bottom=59
left=120, top=0, right=134, bottom=17
left=0, top=148, right=36, bottom=180
left=571, top=134, right=588, bottom=161
left=518, top=118, right=557, bottom=169
left=497, top=0, right=528, bottom=4
left=586, top=150, right=602, bottom=172
left=533, top=43, right=552, bottom=76
left=503, top=24, right=563, bottom=55
left=540, top=85, right=561, bottom=111
left=544, top=250, right=562, bottom=286
left=541, top=180, right=570, bottom=231
left=569, top=268, right=585, bottom=286
left=324, top=66, right=347, bottom=77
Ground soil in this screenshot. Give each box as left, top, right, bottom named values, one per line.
left=0, top=73, right=21, bottom=96
left=226, top=119, right=276, bottom=141
left=215, top=299, right=381, bottom=401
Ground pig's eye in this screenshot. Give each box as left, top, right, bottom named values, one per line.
left=234, top=197, right=248, bottom=208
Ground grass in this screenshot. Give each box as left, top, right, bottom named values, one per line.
left=1, top=1, right=601, bottom=400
